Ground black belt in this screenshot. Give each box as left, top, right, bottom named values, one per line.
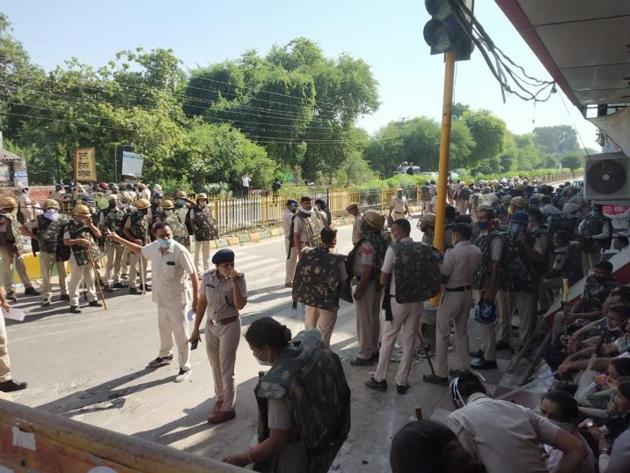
left=444, top=285, right=471, bottom=292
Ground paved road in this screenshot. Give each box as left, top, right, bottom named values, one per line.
left=4, top=216, right=513, bottom=471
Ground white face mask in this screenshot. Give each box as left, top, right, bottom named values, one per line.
left=255, top=356, right=273, bottom=367
left=44, top=209, right=58, bottom=221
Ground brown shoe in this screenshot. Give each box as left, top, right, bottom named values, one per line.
left=208, top=409, right=235, bottom=424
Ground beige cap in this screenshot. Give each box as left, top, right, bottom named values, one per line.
left=134, top=198, right=150, bottom=210
left=0, top=197, right=17, bottom=209
left=196, top=193, right=208, bottom=201
left=510, top=196, right=529, bottom=209
left=363, top=210, right=385, bottom=229
left=162, top=199, right=174, bottom=210
left=73, top=204, right=91, bottom=216
left=44, top=199, right=60, bottom=209
left=421, top=213, right=436, bottom=226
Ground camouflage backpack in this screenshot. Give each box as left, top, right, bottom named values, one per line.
left=292, top=247, right=345, bottom=311
left=128, top=211, right=149, bottom=243
left=37, top=214, right=68, bottom=255
left=192, top=205, right=218, bottom=241
left=255, top=329, right=351, bottom=473
left=165, top=212, right=190, bottom=248
left=502, top=234, right=536, bottom=292
left=547, top=213, right=577, bottom=238
left=579, top=212, right=611, bottom=253
left=420, top=184, right=431, bottom=201
left=345, top=230, right=390, bottom=280
left=105, top=208, right=126, bottom=235
left=472, top=232, right=504, bottom=290
left=65, top=219, right=99, bottom=266
left=393, top=241, right=441, bottom=303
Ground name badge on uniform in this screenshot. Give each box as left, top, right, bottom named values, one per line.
left=166, top=261, right=175, bottom=266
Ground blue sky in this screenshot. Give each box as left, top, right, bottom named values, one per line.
left=1, top=0, right=598, bottom=148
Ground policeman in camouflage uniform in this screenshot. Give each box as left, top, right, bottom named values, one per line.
left=189, top=193, right=217, bottom=273
left=0, top=197, right=38, bottom=300
left=123, top=198, right=151, bottom=294
left=99, top=195, right=126, bottom=290
left=25, top=199, right=69, bottom=306
left=163, top=200, right=190, bottom=249
left=63, top=204, right=102, bottom=314
left=469, top=207, right=504, bottom=370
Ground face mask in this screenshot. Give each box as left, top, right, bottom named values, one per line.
left=139, top=209, right=148, bottom=216
left=157, top=239, right=172, bottom=249
left=164, top=209, right=173, bottom=216
left=255, top=356, right=273, bottom=367
left=176, top=199, right=186, bottom=206
left=198, top=202, right=207, bottom=208
left=478, top=221, right=490, bottom=231
left=44, top=209, right=58, bottom=221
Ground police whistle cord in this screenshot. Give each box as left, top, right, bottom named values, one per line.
left=88, top=252, right=107, bottom=311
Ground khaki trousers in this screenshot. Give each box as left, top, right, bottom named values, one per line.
left=194, top=239, right=211, bottom=273
left=457, top=199, right=468, bottom=215
left=0, top=246, right=33, bottom=293
left=374, top=298, right=422, bottom=386
left=128, top=252, right=148, bottom=289
left=0, top=309, right=11, bottom=382
left=473, top=290, right=496, bottom=362
left=157, top=304, right=190, bottom=371
left=508, top=290, right=537, bottom=345
left=285, top=239, right=297, bottom=285
left=205, top=319, right=241, bottom=412
left=40, top=252, right=67, bottom=300
left=436, top=289, right=473, bottom=377
left=304, top=305, right=337, bottom=347
left=104, top=243, right=124, bottom=285
left=496, top=289, right=510, bottom=343
left=68, top=254, right=96, bottom=306
left=355, top=282, right=382, bottom=360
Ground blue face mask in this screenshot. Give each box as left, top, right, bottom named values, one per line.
left=158, top=238, right=172, bottom=249
left=44, top=209, right=58, bottom=221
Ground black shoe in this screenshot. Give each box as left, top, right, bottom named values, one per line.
left=423, top=374, right=449, bottom=386
left=88, top=301, right=102, bottom=307
left=6, top=291, right=17, bottom=302
left=113, top=282, right=125, bottom=289
left=105, top=285, right=114, bottom=292
left=41, top=299, right=51, bottom=307
left=69, top=305, right=81, bottom=314
left=60, top=294, right=70, bottom=301
left=449, top=369, right=464, bottom=378
left=470, top=358, right=498, bottom=370
left=495, top=341, right=510, bottom=351
left=469, top=349, right=484, bottom=359
left=0, top=379, right=27, bottom=392
left=397, top=384, right=410, bottom=395
left=129, top=287, right=140, bottom=295
left=24, top=287, right=39, bottom=296
left=147, top=355, right=174, bottom=368
left=141, top=284, right=152, bottom=292
left=370, top=352, right=380, bottom=362
left=365, top=376, right=387, bottom=392
left=350, top=357, right=375, bottom=367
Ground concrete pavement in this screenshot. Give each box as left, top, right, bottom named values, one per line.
left=3, top=216, right=516, bottom=472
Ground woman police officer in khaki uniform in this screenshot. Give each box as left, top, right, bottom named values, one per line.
left=190, top=248, right=247, bottom=424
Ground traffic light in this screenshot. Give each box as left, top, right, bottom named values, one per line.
left=423, top=0, right=474, bottom=61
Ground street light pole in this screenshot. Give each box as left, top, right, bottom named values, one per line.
left=433, top=50, right=456, bottom=253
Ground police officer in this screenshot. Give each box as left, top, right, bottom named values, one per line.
left=100, top=195, right=126, bottom=290
left=293, top=196, right=325, bottom=259
left=346, top=202, right=363, bottom=246
left=418, top=212, right=436, bottom=246
left=350, top=210, right=387, bottom=366
left=0, top=288, right=27, bottom=392
left=123, top=198, right=150, bottom=294
left=107, top=222, right=199, bottom=383
left=24, top=199, right=69, bottom=305
left=365, top=219, right=423, bottom=394
left=163, top=200, right=190, bottom=250
left=283, top=199, right=298, bottom=287
left=0, top=197, right=38, bottom=300
left=470, top=207, right=503, bottom=370
left=63, top=204, right=102, bottom=314
left=190, top=249, right=247, bottom=424
left=189, top=193, right=217, bottom=273
left=389, top=188, right=409, bottom=222
left=424, top=223, right=481, bottom=386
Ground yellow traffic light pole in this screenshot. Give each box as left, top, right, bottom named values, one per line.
left=433, top=50, right=456, bottom=253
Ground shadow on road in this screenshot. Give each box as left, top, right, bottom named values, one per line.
left=36, top=367, right=171, bottom=418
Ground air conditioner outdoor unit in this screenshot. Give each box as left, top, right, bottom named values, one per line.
left=584, top=152, right=630, bottom=201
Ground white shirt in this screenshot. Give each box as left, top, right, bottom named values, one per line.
left=448, top=393, right=560, bottom=473
left=242, top=175, right=250, bottom=187
left=390, top=196, right=407, bottom=213
left=141, top=240, right=195, bottom=308
left=441, top=240, right=482, bottom=288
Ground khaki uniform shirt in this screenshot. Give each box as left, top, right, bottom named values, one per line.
left=202, top=270, right=247, bottom=322
left=448, top=393, right=560, bottom=473
left=441, top=240, right=482, bottom=289
left=141, top=240, right=195, bottom=308
left=352, top=215, right=363, bottom=246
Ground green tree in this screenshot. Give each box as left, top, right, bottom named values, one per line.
left=463, top=109, right=506, bottom=168
left=561, top=153, right=583, bottom=171
left=533, top=125, right=579, bottom=155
